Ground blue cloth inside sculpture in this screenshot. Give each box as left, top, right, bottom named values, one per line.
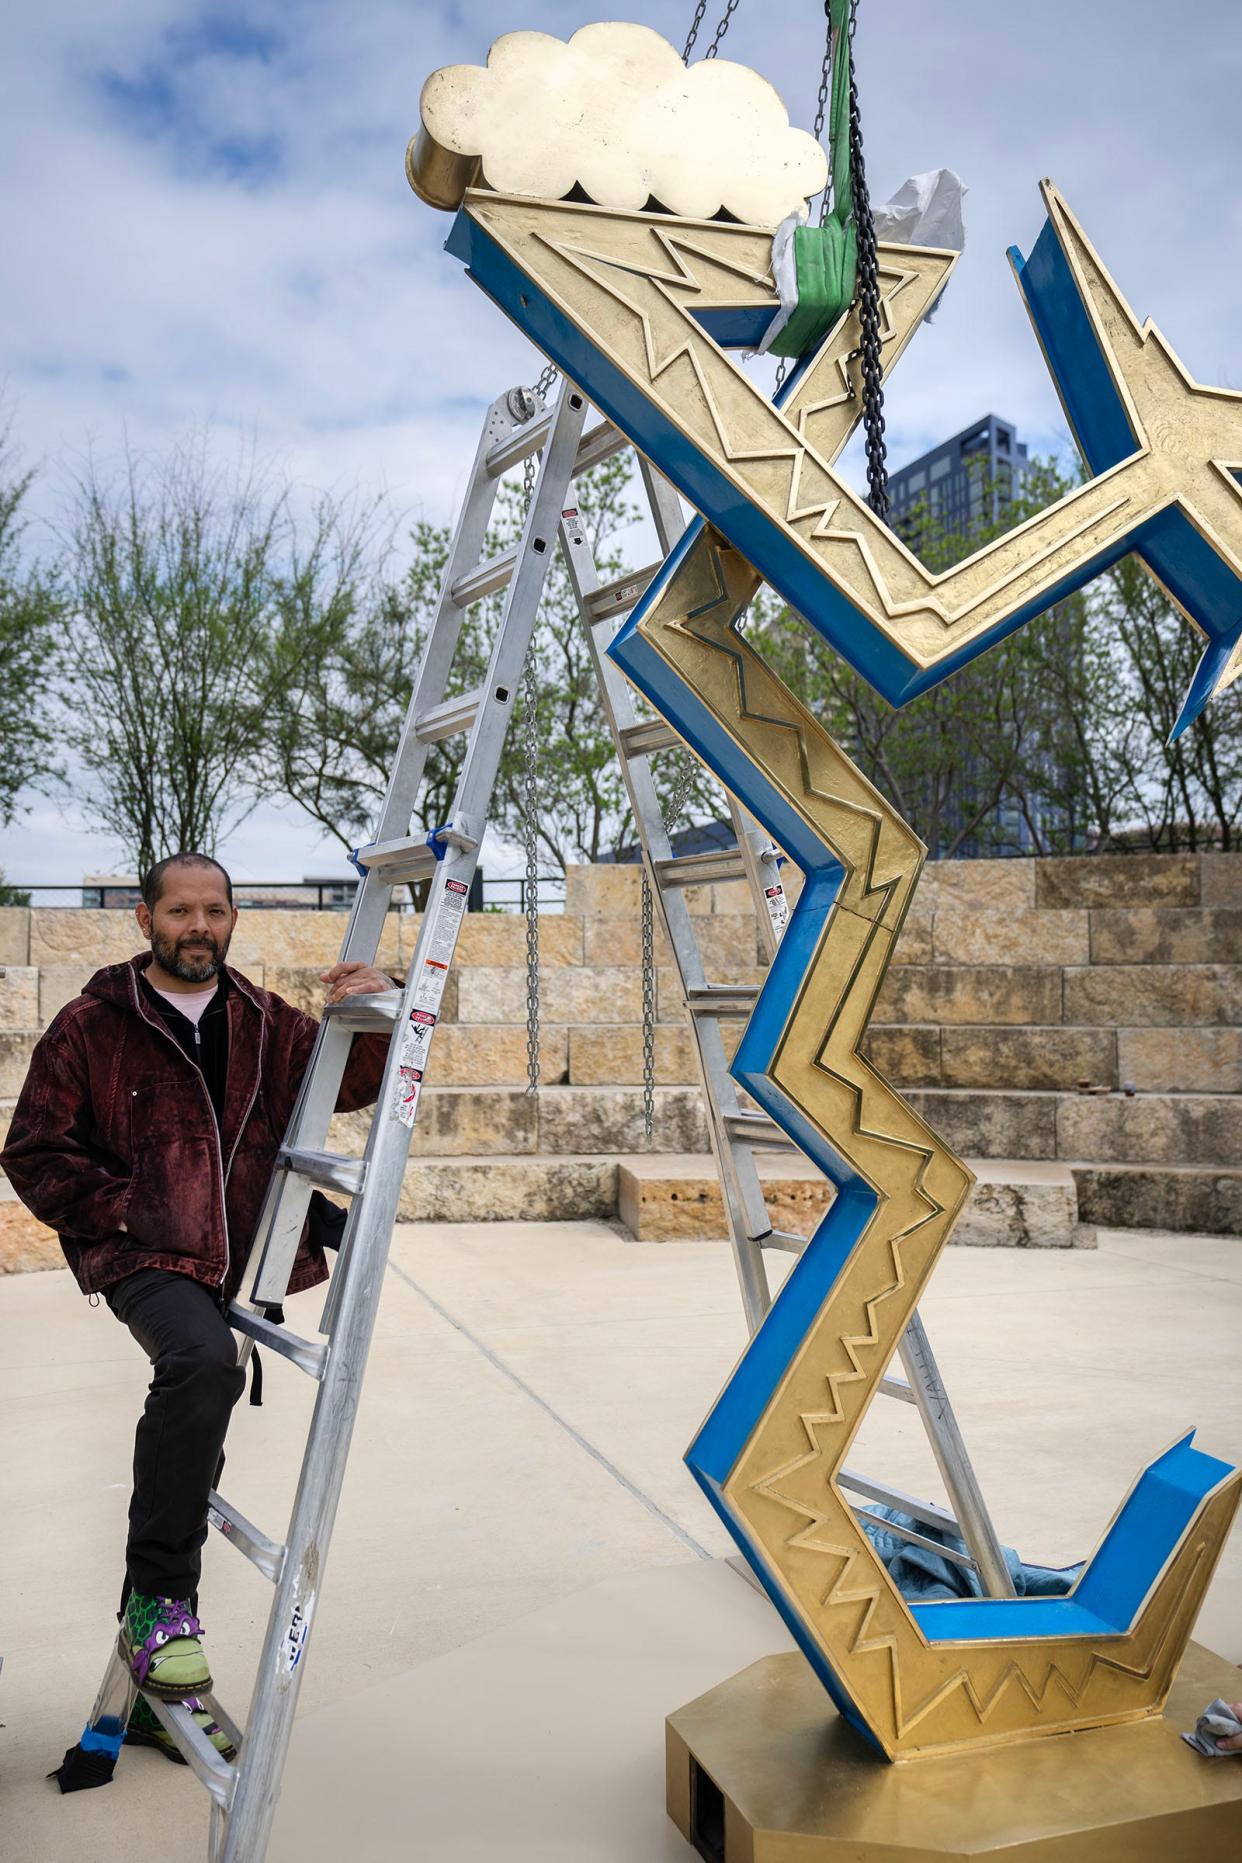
left=862, top=1505, right=1082, bottom=1603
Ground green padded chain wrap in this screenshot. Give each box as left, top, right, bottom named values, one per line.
left=768, top=0, right=858, bottom=359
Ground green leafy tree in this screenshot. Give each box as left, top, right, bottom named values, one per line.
left=269, top=452, right=719, bottom=869
left=755, top=449, right=1242, bottom=857
left=754, top=459, right=1097, bottom=858
left=58, top=435, right=375, bottom=873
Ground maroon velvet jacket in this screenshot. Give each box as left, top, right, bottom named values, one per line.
left=0, top=954, right=387, bottom=1301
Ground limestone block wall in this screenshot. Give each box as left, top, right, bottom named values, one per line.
left=1, top=852, right=1240, bottom=1246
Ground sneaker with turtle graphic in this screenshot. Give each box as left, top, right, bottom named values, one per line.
left=121, top=1593, right=212, bottom=1701
left=125, top=1692, right=236, bottom=1764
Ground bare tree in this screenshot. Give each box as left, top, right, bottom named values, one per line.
left=58, top=435, right=375, bottom=872
left=0, top=415, right=60, bottom=830
left=268, top=452, right=718, bottom=869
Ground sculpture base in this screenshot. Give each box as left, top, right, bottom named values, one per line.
left=667, top=1641, right=1242, bottom=1861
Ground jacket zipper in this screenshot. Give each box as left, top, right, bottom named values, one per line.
left=129, top=974, right=262, bottom=1288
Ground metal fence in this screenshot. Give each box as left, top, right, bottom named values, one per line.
left=1, top=875, right=568, bottom=913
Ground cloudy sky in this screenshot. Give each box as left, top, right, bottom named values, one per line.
left=3, top=1, right=1240, bottom=889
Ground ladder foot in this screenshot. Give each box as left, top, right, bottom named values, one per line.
left=49, top=1723, right=124, bottom=1793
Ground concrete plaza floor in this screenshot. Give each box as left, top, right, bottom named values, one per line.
left=1, top=1220, right=1240, bottom=1860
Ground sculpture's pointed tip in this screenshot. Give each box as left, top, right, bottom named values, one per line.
left=1169, top=627, right=1242, bottom=743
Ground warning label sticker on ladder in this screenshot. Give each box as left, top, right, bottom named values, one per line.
left=764, top=884, right=789, bottom=938
left=393, top=1064, right=423, bottom=1127
left=391, top=876, right=469, bottom=1127
left=427, top=877, right=469, bottom=967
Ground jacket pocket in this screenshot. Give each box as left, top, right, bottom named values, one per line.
left=125, top=1084, right=220, bottom=1256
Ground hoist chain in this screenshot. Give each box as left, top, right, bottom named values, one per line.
left=812, top=9, right=833, bottom=229
left=845, top=1, right=890, bottom=519
left=639, top=755, right=701, bottom=1140
left=520, top=362, right=559, bottom=1097
left=683, top=0, right=741, bottom=62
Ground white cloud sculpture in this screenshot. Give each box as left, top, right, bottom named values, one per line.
left=417, top=22, right=828, bottom=227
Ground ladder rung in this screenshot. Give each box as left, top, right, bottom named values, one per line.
left=585, top=562, right=660, bottom=624
left=686, top=984, right=759, bottom=1018
left=320, top=991, right=402, bottom=1032
left=837, top=1468, right=962, bottom=1536
left=451, top=544, right=519, bottom=608
left=487, top=409, right=554, bottom=476
left=352, top=837, right=440, bottom=882
left=207, top=1489, right=286, bottom=1583
left=880, top=1375, right=917, bottom=1405
left=573, top=420, right=629, bottom=477
left=279, top=1147, right=366, bottom=1196
left=619, top=718, right=681, bottom=758
left=228, top=1306, right=329, bottom=1379
left=415, top=688, right=484, bottom=743
left=654, top=847, right=747, bottom=889
left=723, top=1111, right=799, bottom=1151
left=761, top=1229, right=807, bottom=1253
left=850, top=1505, right=976, bottom=1572
left=145, top=1696, right=239, bottom=1808
left=485, top=413, right=628, bottom=481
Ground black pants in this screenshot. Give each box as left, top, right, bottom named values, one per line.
left=107, top=1268, right=246, bottom=1601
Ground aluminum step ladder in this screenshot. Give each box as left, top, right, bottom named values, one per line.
left=70, top=375, right=1010, bottom=1863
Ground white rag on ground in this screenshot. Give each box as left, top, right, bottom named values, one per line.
left=1182, top=1697, right=1242, bottom=1756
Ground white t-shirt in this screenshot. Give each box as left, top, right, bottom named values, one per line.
left=149, top=981, right=219, bottom=1026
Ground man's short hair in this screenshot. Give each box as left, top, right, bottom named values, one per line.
left=141, top=853, right=235, bottom=910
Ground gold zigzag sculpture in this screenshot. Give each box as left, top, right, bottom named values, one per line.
left=437, top=180, right=1242, bottom=1758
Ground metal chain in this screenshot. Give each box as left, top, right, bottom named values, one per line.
left=640, top=873, right=656, bottom=1140
left=519, top=364, right=558, bottom=1097
left=705, top=0, right=743, bottom=57
left=684, top=0, right=741, bottom=61
left=846, top=0, right=890, bottom=519
left=813, top=7, right=833, bottom=229
left=639, top=753, right=700, bottom=1142
left=682, top=1, right=709, bottom=58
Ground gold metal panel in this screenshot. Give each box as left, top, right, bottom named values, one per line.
left=668, top=1642, right=1242, bottom=1860
left=465, top=183, right=1242, bottom=677
left=614, top=294, right=1242, bottom=1755
left=434, top=149, right=1242, bottom=1760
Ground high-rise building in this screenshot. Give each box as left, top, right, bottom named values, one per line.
left=882, top=416, right=1074, bottom=859
left=888, top=414, right=1028, bottom=543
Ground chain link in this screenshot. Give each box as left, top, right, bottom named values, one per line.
left=684, top=0, right=741, bottom=61
left=705, top=0, right=742, bottom=57
left=846, top=0, right=890, bottom=519
left=639, top=751, right=701, bottom=1141
left=519, top=365, right=558, bottom=1097
left=812, top=7, right=833, bottom=229
left=682, top=0, right=709, bottom=59
left=640, top=873, right=656, bottom=1139
left=520, top=640, right=542, bottom=1099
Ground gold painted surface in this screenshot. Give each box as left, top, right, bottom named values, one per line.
left=641, top=520, right=1239, bottom=1756
left=609, top=270, right=1242, bottom=1754
left=464, top=183, right=1242, bottom=678
left=405, top=124, right=479, bottom=213
left=667, top=1643, right=1242, bottom=1860
left=447, top=173, right=1242, bottom=1758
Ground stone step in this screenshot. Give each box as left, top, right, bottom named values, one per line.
left=365, top=1078, right=1242, bottom=1169
left=330, top=1085, right=710, bottom=1159
left=1070, top=1162, right=1242, bottom=1237
left=397, top=1155, right=618, bottom=1224
left=872, top=1024, right=1241, bottom=1095
left=904, top=1088, right=1242, bottom=1165
left=616, top=1155, right=1093, bottom=1248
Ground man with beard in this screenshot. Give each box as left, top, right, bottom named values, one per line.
left=1, top=851, right=396, bottom=1764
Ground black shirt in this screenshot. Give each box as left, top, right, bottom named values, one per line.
left=140, top=969, right=231, bottom=1129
